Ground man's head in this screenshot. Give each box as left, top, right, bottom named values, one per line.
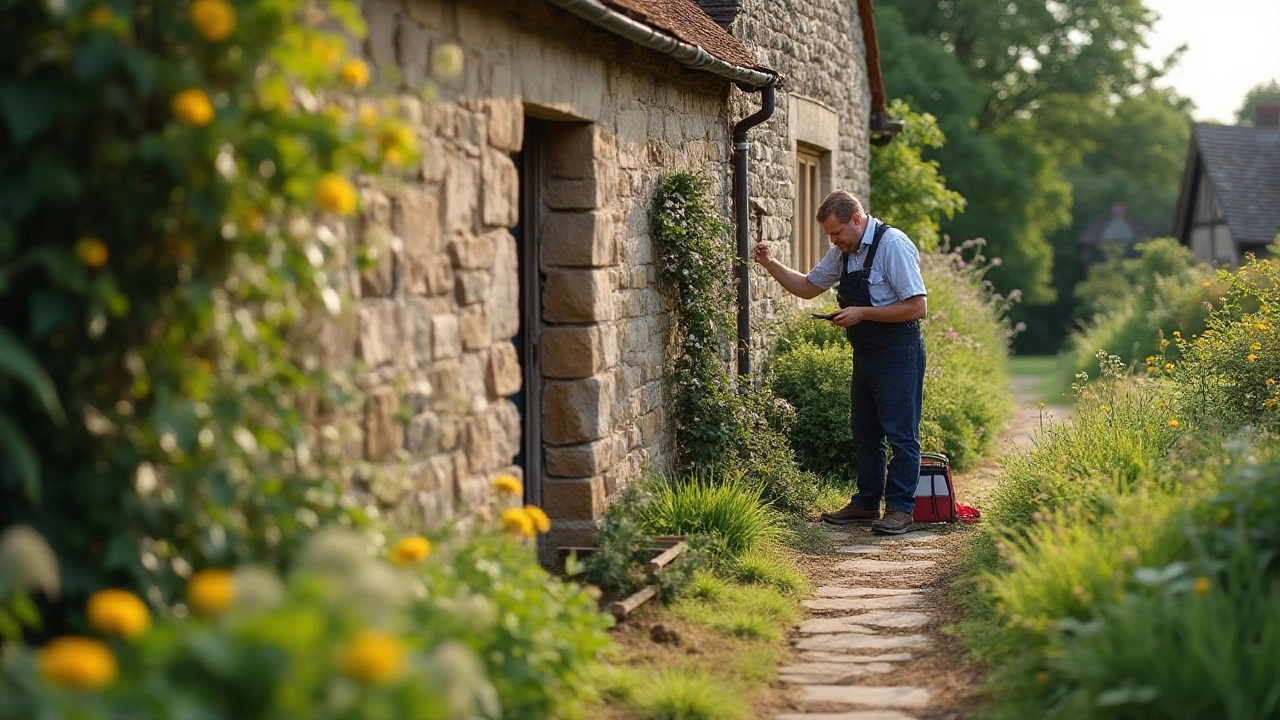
left=817, top=190, right=869, bottom=253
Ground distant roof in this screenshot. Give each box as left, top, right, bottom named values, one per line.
left=1192, top=123, right=1280, bottom=245
left=1079, top=206, right=1152, bottom=246
left=599, top=0, right=771, bottom=73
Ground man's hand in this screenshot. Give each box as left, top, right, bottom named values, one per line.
left=831, top=306, right=864, bottom=327
left=753, top=242, right=773, bottom=267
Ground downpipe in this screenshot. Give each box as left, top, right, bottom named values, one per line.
left=732, top=85, right=776, bottom=378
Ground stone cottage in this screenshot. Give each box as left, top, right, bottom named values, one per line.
left=343, top=0, right=896, bottom=550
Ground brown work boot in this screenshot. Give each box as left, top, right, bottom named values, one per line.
left=872, top=508, right=915, bottom=535
left=821, top=501, right=880, bottom=525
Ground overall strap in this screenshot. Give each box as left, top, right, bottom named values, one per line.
left=861, top=221, right=892, bottom=270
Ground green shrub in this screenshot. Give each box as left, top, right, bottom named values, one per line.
left=769, top=341, right=855, bottom=478
left=635, top=476, right=782, bottom=561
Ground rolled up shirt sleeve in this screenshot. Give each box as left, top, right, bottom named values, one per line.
left=805, top=245, right=844, bottom=290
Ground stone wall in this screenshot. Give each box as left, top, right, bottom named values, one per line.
left=342, top=0, right=734, bottom=548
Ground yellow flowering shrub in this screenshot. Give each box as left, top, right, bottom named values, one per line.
left=187, top=569, right=236, bottom=615
left=388, top=536, right=431, bottom=566
left=85, top=589, right=150, bottom=638
left=36, top=637, right=118, bottom=691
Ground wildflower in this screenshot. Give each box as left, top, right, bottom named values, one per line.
left=1193, top=576, right=1211, bottom=595
left=1257, top=323, right=1269, bottom=332
left=1167, top=418, right=1179, bottom=428
left=340, top=630, right=405, bottom=684
left=172, top=89, right=215, bottom=126
left=74, top=236, right=109, bottom=268
left=501, top=508, right=535, bottom=538
left=189, top=0, right=236, bottom=42
left=524, top=505, right=552, bottom=534
left=86, top=589, right=150, bottom=638
left=1202, top=280, right=1211, bottom=288
left=1268, top=398, right=1278, bottom=411
left=38, top=637, right=117, bottom=690
left=88, top=6, right=112, bottom=26
left=314, top=173, right=357, bottom=215
left=188, top=569, right=236, bottom=615
left=492, top=474, right=522, bottom=495
left=340, top=59, right=370, bottom=87
left=1173, top=331, right=1181, bottom=339
left=1036, top=402, right=1045, bottom=408
left=389, top=536, right=431, bottom=566
left=1248, top=354, right=1258, bottom=362
left=1164, top=362, right=1174, bottom=372
left=432, top=43, right=464, bottom=80
left=1252, top=343, right=1262, bottom=351
left=1267, top=378, right=1275, bottom=386
left=1145, top=356, right=1155, bottom=365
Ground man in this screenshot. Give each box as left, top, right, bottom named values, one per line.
left=754, top=190, right=927, bottom=535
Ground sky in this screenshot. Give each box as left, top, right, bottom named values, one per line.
left=1138, top=0, right=1280, bottom=124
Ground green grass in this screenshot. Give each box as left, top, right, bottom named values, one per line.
left=730, top=550, right=808, bottom=595
left=636, top=475, right=783, bottom=560
left=631, top=667, right=749, bottom=720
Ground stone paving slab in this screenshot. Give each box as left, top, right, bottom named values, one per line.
left=773, top=707, right=916, bottom=712
left=798, top=618, right=879, bottom=634
left=798, top=685, right=930, bottom=708
left=833, top=559, right=936, bottom=573
left=815, top=586, right=919, bottom=598
left=836, top=545, right=885, bottom=554
left=837, top=611, right=931, bottom=628
left=796, top=634, right=927, bottom=651
left=778, top=661, right=895, bottom=684
left=900, top=548, right=944, bottom=556
left=797, top=651, right=914, bottom=664
left=803, top=596, right=921, bottom=612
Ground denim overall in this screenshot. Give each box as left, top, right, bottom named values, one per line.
left=838, top=221, right=925, bottom=516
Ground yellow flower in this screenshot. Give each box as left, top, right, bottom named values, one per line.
left=1252, top=343, right=1262, bottom=351
left=172, top=88, right=215, bottom=126
left=74, top=236, right=109, bottom=268
left=501, top=508, right=535, bottom=538
left=1257, top=324, right=1269, bottom=332
left=1202, top=280, right=1211, bottom=288
left=1266, top=378, right=1275, bottom=386
left=1172, top=331, right=1181, bottom=339
left=1248, top=354, right=1258, bottom=362
left=188, top=569, right=236, bottom=615
left=314, top=173, right=357, bottom=215
left=389, top=536, right=430, bottom=566
left=1167, top=418, right=1179, bottom=428
left=88, top=6, right=112, bottom=26
left=1164, top=362, right=1174, bottom=372
left=1268, top=398, right=1278, bottom=411
left=38, top=636, right=118, bottom=691
left=1036, top=402, right=1045, bottom=408
left=340, top=59, right=370, bottom=87
left=1145, top=356, right=1155, bottom=364
left=1193, top=576, right=1211, bottom=595
left=524, top=505, right=551, bottom=534
left=190, top=0, right=236, bottom=42
left=492, top=474, right=522, bottom=495
left=358, top=105, right=379, bottom=127
left=86, top=589, right=150, bottom=638
left=339, top=630, right=405, bottom=684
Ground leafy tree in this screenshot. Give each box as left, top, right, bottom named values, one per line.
left=869, top=99, right=965, bottom=253
left=1236, top=79, right=1280, bottom=125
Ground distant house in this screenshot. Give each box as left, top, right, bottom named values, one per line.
left=1079, top=203, right=1151, bottom=267
left=1173, top=103, right=1280, bottom=265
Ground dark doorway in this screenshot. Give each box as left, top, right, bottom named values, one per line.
left=513, top=118, right=546, bottom=508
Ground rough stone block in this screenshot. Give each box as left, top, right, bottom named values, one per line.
left=541, top=211, right=615, bottom=268
left=363, top=2, right=397, bottom=70
left=541, top=325, right=617, bottom=378
left=543, top=520, right=599, bottom=554
left=455, top=270, right=491, bottom=305
left=431, top=314, right=461, bottom=359
left=363, top=388, right=402, bottom=460
left=543, top=269, right=612, bottom=323
left=542, top=374, right=612, bottom=445
left=443, top=156, right=479, bottom=235
left=463, top=413, right=497, bottom=475
left=547, top=124, right=597, bottom=179
left=448, top=232, right=497, bottom=270
left=482, top=148, right=519, bottom=228
left=546, top=178, right=605, bottom=211
left=543, top=476, right=606, bottom=520
left=545, top=438, right=614, bottom=478
left=490, top=231, right=520, bottom=340
left=357, top=300, right=402, bottom=368
left=395, top=187, right=440, bottom=294
left=487, top=342, right=522, bottom=397
left=458, top=304, right=491, bottom=351
left=484, top=98, right=523, bottom=152
left=404, top=0, right=447, bottom=28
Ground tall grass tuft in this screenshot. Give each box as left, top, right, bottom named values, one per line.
left=632, top=668, right=748, bottom=720
left=636, top=475, right=782, bottom=560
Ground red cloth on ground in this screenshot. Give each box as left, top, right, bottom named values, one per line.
left=956, top=502, right=981, bottom=523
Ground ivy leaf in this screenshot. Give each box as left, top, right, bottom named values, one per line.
left=0, top=326, right=64, bottom=423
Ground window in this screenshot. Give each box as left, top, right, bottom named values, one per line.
left=792, top=146, right=826, bottom=271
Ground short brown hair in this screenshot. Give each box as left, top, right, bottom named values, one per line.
left=816, top=190, right=864, bottom=224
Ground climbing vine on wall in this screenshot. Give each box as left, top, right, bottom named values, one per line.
left=650, top=173, right=741, bottom=471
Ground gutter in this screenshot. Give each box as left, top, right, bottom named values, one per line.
left=545, top=0, right=778, bottom=89
left=732, top=85, right=776, bottom=377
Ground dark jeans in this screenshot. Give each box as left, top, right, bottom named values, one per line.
left=849, top=332, right=925, bottom=515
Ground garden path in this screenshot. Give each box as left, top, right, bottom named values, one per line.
left=770, top=374, right=1067, bottom=720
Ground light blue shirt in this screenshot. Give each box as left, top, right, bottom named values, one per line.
left=806, top=218, right=927, bottom=307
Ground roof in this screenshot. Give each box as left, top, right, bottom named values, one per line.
left=1079, top=206, right=1152, bottom=246
left=598, top=0, right=770, bottom=73
left=1188, top=123, right=1280, bottom=245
